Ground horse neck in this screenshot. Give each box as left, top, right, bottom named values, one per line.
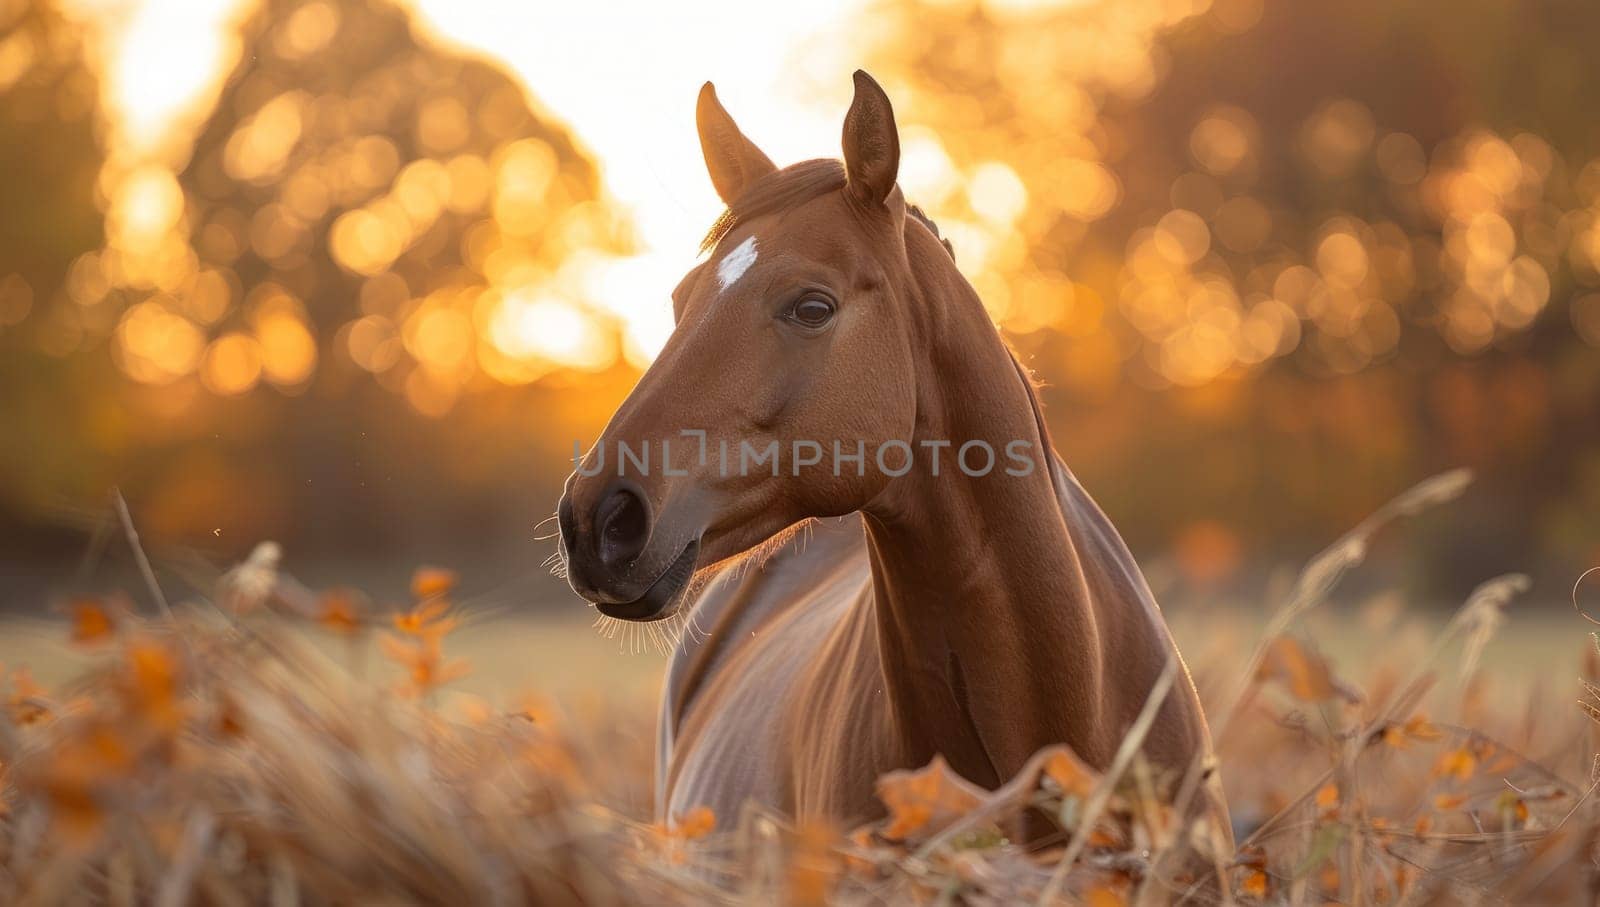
left=860, top=244, right=1118, bottom=786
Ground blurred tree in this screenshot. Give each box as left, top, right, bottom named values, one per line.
left=0, top=0, right=102, bottom=316
left=2, top=0, right=637, bottom=575
left=0, top=0, right=110, bottom=566
left=864, top=0, right=1600, bottom=597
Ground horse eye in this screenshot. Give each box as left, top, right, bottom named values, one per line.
left=787, top=294, right=836, bottom=329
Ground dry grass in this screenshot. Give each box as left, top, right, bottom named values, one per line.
left=2, top=473, right=1597, bottom=904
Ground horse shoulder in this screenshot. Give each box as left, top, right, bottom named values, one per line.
left=1051, top=457, right=1213, bottom=772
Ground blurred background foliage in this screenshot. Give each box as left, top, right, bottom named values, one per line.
left=1, top=0, right=1597, bottom=608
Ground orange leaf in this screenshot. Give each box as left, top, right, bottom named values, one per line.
left=1433, top=793, right=1467, bottom=810
left=1315, top=783, right=1339, bottom=811
left=1382, top=714, right=1442, bottom=749
left=875, top=755, right=985, bottom=841
left=1495, top=791, right=1529, bottom=826
left=34, top=720, right=134, bottom=849
left=49, top=788, right=107, bottom=850
left=382, top=633, right=469, bottom=696
left=67, top=599, right=117, bottom=645
left=671, top=806, right=716, bottom=839
left=122, top=639, right=185, bottom=734
left=316, top=589, right=363, bottom=635
left=1402, top=714, right=1442, bottom=741
left=1239, top=869, right=1269, bottom=899
left=410, top=566, right=458, bottom=601
left=1488, top=753, right=1520, bottom=773
left=1043, top=746, right=1099, bottom=799
left=1085, top=884, right=1128, bottom=907
left=1088, top=826, right=1125, bottom=848
left=783, top=819, right=841, bottom=905
left=392, top=598, right=455, bottom=638
left=1433, top=748, right=1476, bottom=782
left=1318, top=863, right=1341, bottom=894
left=1368, top=816, right=1393, bottom=844
left=1256, top=636, right=1349, bottom=703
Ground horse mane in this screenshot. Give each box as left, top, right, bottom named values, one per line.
left=1007, top=348, right=1065, bottom=500
left=700, top=159, right=955, bottom=259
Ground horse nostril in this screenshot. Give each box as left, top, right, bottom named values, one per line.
left=595, top=486, right=650, bottom=569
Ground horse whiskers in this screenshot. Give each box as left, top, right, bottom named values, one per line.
left=658, top=606, right=706, bottom=650
left=590, top=606, right=701, bottom=655
left=532, top=512, right=561, bottom=541
left=732, top=518, right=818, bottom=582
left=581, top=554, right=728, bottom=654
left=543, top=546, right=569, bottom=580
left=591, top=612, right=644, bottom=654
left=681, top=607, right=709, bottom=647
left=533, top=510, right=570, bottom=580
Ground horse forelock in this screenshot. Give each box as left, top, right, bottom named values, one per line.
left=698, top=159, right=844, bottom=254
left=698, top=158, right=954, bottom=259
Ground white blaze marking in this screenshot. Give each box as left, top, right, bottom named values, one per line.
left=716, top=236, right=758, bottom=293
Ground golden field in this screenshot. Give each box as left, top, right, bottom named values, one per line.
left=2, top=474, right=1597, bottom=904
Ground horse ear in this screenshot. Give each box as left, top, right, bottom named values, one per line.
left=841, top=70, right=900, bottom=208
left=697, top=82, right=777, bottom=207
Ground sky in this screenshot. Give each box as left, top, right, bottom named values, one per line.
left=406, top=0, right=870, bottom=358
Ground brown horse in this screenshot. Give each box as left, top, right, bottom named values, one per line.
left=558, top=72, right=1225, bottom=842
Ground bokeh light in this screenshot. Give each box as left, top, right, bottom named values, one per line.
left=3, top=0, right=1599, bottom=585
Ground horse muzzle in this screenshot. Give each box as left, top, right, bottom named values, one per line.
left=558, top=478, right=701, bottom=620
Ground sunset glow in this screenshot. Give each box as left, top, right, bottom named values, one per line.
left=42, top=0, right=1600, bottom=405
left=65, top=0, right=882, bottom=379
